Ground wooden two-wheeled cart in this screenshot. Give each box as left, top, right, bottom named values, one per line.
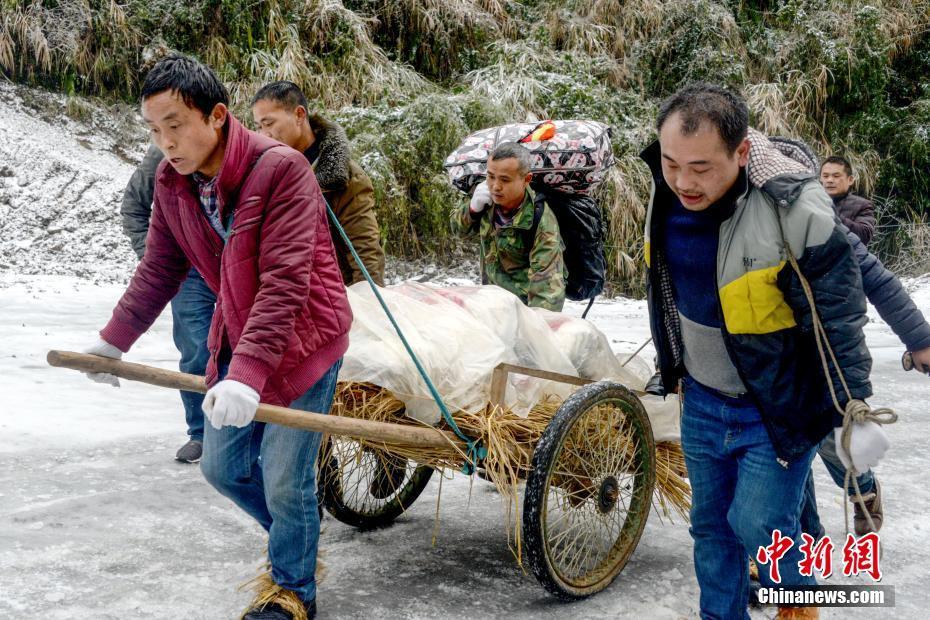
left=48, top=350, right=660, bottom=600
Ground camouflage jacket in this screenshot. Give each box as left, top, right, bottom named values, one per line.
left=451, top=190, right=566, bottom=311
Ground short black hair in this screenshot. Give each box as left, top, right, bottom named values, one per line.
left=656, top=82, right=749, bottom=153
left=822, top=155, right=853, bottom=177
left=251, top=80, right=309, bottom=113
left=141, top=54, right=228, bottom=117
left=489, top=142, right=532, bottom=175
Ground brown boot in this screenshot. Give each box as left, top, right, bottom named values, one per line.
left=776, top=605, right=819, bottom=619
left=853, top=478, right=883, bottom=536
left=747, top=557, right=764, bottom=607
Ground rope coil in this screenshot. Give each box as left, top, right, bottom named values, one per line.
left=777, top=215, right=897, bottom=534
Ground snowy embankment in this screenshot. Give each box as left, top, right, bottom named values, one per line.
left=1, top=84, right=929, bottom=619
left=0, top=83, right=145, bottom=285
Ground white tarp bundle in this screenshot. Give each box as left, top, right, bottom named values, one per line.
left=339, top=283, right=680, bottom=442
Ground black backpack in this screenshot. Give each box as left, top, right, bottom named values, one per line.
left=524, top=187, right=607, bottom=303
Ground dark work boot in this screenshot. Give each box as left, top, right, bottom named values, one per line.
left=853, top=478, right=883, bottom=535
left=242, top=599, right=316, bottom=620
left=644, top=371, right=665, bottom=396
left=241, top=572, right=316, bottom=620
left=175, top=439, right=202, bottom=463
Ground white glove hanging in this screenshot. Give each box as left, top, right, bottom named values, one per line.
left=834, top=422, right=890, bottom=475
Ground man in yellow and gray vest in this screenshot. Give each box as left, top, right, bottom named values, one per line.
left=641, top=82, right=889, bottom=620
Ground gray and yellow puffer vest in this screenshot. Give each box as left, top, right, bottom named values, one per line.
left=642, top=129, right=872, bottom=463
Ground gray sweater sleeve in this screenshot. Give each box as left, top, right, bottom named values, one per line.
left=120, top=145, right=164, bottom=259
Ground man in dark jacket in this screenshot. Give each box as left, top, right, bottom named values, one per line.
left=250, top=80, right=385, bottom=286
left=799, top=232, right=930, bottom=539
left=121, top=145, right=213, bottom=464
left=86, top=55, right=351, bottom=620
left=643, top=83, right=889, bottom=619
left=820, top=155, right=877, bottom=245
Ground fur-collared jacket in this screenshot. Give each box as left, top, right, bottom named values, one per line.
left=306, top=114, right=385, bottom=286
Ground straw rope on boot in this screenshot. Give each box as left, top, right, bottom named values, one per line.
left=777, top=219, right=897, bottom=535
left=238, top=572, right=309, bottom=620
left=255, top=546, right=326, bottom=582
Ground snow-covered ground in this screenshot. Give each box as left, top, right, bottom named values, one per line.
left=1, top=274, right=928, bottom=619
left=2, top=83, right=928, bottom=618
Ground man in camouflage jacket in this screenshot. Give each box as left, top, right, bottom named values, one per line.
left=450, top=142, right=566, bottom=311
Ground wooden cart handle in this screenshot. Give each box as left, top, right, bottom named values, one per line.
left=46, top=350, right=464, bottom=452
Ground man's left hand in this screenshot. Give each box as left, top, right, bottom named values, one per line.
left=202, top=380, right=260, bottom=429
left=908, top=347, right=930, bottom=375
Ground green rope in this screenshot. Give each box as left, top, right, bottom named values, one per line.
left=324, top=202, right=486, bottom=474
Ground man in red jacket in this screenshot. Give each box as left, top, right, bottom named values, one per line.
left=82, top=55, right=351, bottom=620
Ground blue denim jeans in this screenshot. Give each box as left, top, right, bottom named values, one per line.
left=681, top=375, right=817, bottom=620
left=170, top=268, right=215, bottom=442
left=200, top=359, right=342, bottom=603
left=799, top=432, right=875, bottom=538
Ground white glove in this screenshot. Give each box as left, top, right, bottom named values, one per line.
left=835, top=423, right=890, bottom=475
left=202, top=380, right=260, bottom=429
left=82, top=337, right=123, bottom=387
left=469, top=180, right=492, bottom=215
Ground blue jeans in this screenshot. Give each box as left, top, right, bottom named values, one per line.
left=799, top=432, right=875, bottom=538
left=681, top=376, right=817, bottom=620
left=170, top=268, right=215, bottom=441
left=200, top=359, right=342, bottom=603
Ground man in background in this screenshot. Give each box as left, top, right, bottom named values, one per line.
left=450, top=142, right=566, bottom=311
left=820, top=155, right=877, bottom=245
left=251, top=80, right=385, bottom=286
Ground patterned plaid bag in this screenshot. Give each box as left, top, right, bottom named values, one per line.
left=443, top=120, right=615, bottom=195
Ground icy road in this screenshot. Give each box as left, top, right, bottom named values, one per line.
left=1, top=276, right=927, bottom=619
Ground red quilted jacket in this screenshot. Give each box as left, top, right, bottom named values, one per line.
left=101, top=115, right=352, bottom=406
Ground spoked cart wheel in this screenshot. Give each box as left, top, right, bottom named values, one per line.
left=319, top=435, right=434, bottom=529
left=523, top=381, right=656, bottom=599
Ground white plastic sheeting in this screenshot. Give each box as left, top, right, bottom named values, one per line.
left=340, top=283, right=680, bottom=442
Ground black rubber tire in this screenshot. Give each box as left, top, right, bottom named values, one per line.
left=523, top=381, right=656, bottom=600
left=319, top=437, right=434, bottom=529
